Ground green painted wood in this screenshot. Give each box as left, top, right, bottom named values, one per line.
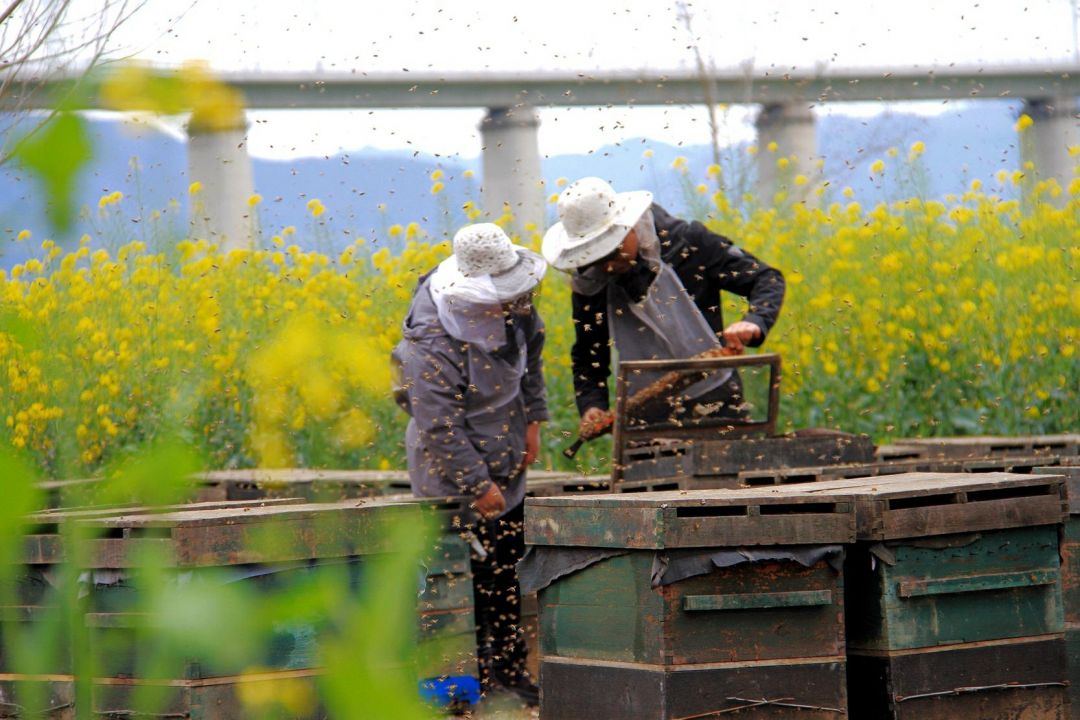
left=423, top=533, right=471, bottom=575
left=846, top=525, right=1064, bottom=651
left=683, top=589, right=832, bottom=611
left=896, top=569, right=1057, bottom=598
left=539, top=552, right=844, bottom=665
left=539, top=554, right=663, bottom=664
left=419, top=573, right=473, bottom=612
left=415, top=630, right=478, bottom=680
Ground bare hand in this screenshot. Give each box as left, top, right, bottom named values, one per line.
left=472, top=483, right=506, bottom=520
left=721, top=321, right=762, bottom=355
left=524, top=421, right=541, bottom=467
left=579, top=406, right=608, bottom=437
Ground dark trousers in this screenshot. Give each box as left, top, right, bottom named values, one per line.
left=470, top=499, right=529, bottom=688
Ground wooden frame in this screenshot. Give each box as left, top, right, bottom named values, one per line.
left=612, top=353, right=782, bottom=483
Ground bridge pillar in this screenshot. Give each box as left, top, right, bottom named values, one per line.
left=1021, top=97, right=1080, bottom=193
left=754, top=103, right=819, bottom=206
left=187, top=121, right=256, bottom=250
left=479, top=106, right=545, bottom=238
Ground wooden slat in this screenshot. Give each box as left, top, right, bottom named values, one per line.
left=896, top=569, right=1057, bottom=598
left=691, top=432, right=876, bottom=477
left=20, top=500, right=419, bottom=567
left=683, top=589, right=832, bottom=611
left=899, top=434, right=1080, bottom=459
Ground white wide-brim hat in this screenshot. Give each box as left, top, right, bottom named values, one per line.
left=542, top=177, right=653, bottom=272
left=432, top=224, right=547, bottom=304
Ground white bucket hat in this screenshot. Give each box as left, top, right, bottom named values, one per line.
left=432, top=223, right=546, bottom=303
left=542, top=177, right=653, bottom=272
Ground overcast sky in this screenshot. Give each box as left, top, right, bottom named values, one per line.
left=104, top=0, right=1080, bottom=159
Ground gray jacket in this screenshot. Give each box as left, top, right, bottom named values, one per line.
left=393, top=275, right=549, bottom=514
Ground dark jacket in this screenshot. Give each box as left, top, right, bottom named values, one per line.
left=570, top=204, right=785, bottom=414
left=394, top=275, right=549, bottom=513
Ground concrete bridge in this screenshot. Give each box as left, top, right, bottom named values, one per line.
left=6, top=65, right=1080, bottom=244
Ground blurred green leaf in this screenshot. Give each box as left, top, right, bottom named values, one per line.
left=13, top=112, right=93, bottom=233
left=101, top=436, right=203, bottom=507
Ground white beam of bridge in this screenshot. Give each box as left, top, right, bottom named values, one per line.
left=5, top=64, right=1080, bottom=110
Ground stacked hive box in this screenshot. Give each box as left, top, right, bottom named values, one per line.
left=380, top=494, right=483, bottom=708
left=791, top=472, right=1069, bottom=719
left=1036, top=465, right=1080, bottom=712
left=524, top=486, right=857, bottom=719
left=1, top=498, right=417, bottom=719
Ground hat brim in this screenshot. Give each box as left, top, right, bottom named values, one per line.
left=490, top=248, right=547, bottom=301
left=542, top=190, right=653, bottom=271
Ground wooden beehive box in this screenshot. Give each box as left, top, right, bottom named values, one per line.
left=527, top=486, right=856, bottom=719
left=525, top=485, right=857, bottom=550
left=899, top=433, right=1080, bottom=460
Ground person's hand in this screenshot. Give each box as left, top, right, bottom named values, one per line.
left=473, top=483, right=506, bottom=520
left=579, top=407, right=608, bottom=437
left=721, top=321, right=762, bottom=355
left=524, top=421, right=541, bottom=467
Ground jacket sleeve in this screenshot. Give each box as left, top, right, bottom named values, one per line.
left=682, top=218, right=785, bottom=345
left=402, top=339, right=491, bottom=497
left=521, top=312, right=550, bottom=424
left=570, top=289, right=612, bottom=414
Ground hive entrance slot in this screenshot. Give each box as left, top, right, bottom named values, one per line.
left=675, top=505, right=747, bottom=518
left=967, top=484, right=1049, bottom=502
left=888, top=493, right=957, bottom=510
left=759, top=502, right=838, bottom=515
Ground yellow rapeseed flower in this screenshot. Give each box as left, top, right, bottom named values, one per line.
left=766, top=142, right=778, bottom=153
left=430, top=182, right=445, bottom=195
left=306, top=198, right=326, bottom=218
left=1015, top=114, right=1034, bottom=132
left=910, top=140, right=926, bottom=157
left=16, top=230, right=30, bottom=242
left=430, top=169, right=444, bottom=181
left=463, top=169, right=475, bottom=179
left=188, top=181, right=203, bottom=194
left=247, top=194, right=263, bottom=207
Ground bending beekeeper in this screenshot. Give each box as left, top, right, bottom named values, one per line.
left=393, top=223, right=547, bottom=706
left=542, top=177, right=785, bottom=431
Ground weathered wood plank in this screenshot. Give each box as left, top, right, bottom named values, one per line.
left=21, top=500, right=420, bottom=567
left=899, top=434, right=1080, bottom=459
left=539, top=656, right=847, bottom=720
left=847, top=635, right=1068, bottom=719
left=525, top=489, right=857, bottom=548
left=692, top=432, right=876, bottom=477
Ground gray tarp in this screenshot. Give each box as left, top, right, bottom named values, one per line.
left=518, top=544, right=844, bottom=595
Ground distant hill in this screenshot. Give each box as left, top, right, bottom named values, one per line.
left=0, top=100, right=1023, bottom=265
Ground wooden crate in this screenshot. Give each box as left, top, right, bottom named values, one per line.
left=899, top=434, right=1080, bottom=460
left=525, top=485, right=856, bottom=550
left=844, top=525, right=1063, bottom=652
left=538, top=552, right=844, bottom=666
left=194, top=469, right=408, bottom=503
left=691, top=431, right=877, bottom=477
left=539, top=656, right=846, bottom=720
left=770, top=472, right=1066, bottom=541
left=21, top=499, right=418, bottom=568
left=847, top=635, right=1068, bottom=719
